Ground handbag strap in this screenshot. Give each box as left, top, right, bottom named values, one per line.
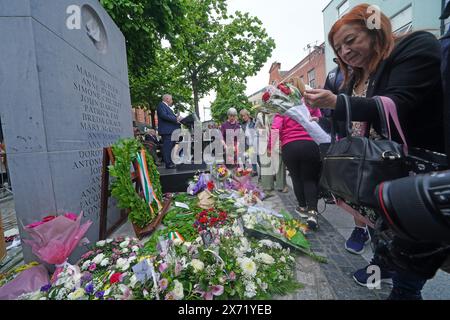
left=375, top=96, right=409, bottom=154
left=331, top=94, right=353, bottom=143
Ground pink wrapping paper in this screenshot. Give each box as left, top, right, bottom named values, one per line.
left=0, top=265, right=49, bottom=300
left=23, top=213, right=92, bottom=265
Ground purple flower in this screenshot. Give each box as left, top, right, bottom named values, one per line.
left=159, top=262, right=168, bottom=273
left=85, top=282, right=94, bottom=295
left=40, top=284, right=52, bottom=292
left=174, top=262, right=182, bottom=277
left=81, top=272, right=93, bottom=284
left=88, top=263, right=97, bottom=271
left=95, top=291, right=105, bottom=299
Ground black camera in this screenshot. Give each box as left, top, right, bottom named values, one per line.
left=376, top=170, right=450, bottom=244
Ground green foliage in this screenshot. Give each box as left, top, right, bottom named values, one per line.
left=211, top=81, right=253, bottom=123
left=100, top=0, right=185, bottom=75
left=109, top=138, right=163, bottom=228
left=171, top=0, right=275, bottom=116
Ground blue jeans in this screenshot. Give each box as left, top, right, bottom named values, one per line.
left=393, top=271, right=426, bottom=295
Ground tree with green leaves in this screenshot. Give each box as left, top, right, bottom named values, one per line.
left=100, top=0, right=185, bottom=75
left=210, top=81, right=252, bottom=123
left=171, top=0, right=275, bottom=117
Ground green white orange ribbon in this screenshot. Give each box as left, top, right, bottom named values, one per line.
left=136, top=149, right=162, bottom=215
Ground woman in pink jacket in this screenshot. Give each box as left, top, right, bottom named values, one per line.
left=270, top=105, right=322, bottom=230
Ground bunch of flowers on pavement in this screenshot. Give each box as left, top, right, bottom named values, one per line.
left=242, top=210, right=326, bottom=263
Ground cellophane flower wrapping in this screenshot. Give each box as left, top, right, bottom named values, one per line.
left=0, top=265, right=49, bottom=300
left=23, top=213, right=92, bottom=266
left=261, top=83, right=331, bottom=145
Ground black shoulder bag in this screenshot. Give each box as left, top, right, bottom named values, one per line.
left=319, top=94, right=409, bottom=207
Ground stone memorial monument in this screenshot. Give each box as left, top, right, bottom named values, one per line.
left=0, top=0, right=133, bottom=262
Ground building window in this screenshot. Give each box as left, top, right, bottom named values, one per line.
left=338, top=0, right=350, bottom=17
left=391, top=5, right=413, bottom=35
left=307, top=69, right=316, bottom=89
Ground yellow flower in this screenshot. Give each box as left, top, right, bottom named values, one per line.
left=286, top=228, right=297, bottom=240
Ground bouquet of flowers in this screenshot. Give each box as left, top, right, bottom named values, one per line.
left=262, top=82, right=331, bottom=145
left=187, top=173, right=213, bottom=195
left=0, top=262, right=50, bottom=300
left=242, top=210, right=326, bottom=263
left=23, top=212, right=92, bottom=277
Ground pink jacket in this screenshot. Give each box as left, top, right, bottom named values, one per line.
left=269, top=107, right=322, bottom=151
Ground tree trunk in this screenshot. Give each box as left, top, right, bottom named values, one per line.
left=191, top=74, right=200, bottom=118
left=150, top=109, right=156, bottom=128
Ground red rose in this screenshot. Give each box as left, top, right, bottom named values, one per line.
left=278, top=83, right=291, bottom=95
left=110, top=272, right=122, bottom=284
left=262, top=91, right=271, bottom=102
left=199, top=216, right=208, bottom=224
left=207, top=181, right=215, bottom=191
left=42, top=215, right=56, bottom=223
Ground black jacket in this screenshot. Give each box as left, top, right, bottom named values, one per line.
left=334, top=31, right=445, bottom=153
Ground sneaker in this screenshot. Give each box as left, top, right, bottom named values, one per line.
left=353, top=262, right=394, bottom=288
left=306, top=210, right=319, bottom=230
left=295, top=206, right=308, bottom=219
left=345, top=227, right=371, bottom=254
left=386, top=287, right=423, bottom=300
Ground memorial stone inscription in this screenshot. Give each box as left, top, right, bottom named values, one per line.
left=0, top=0, right=133, bottom=262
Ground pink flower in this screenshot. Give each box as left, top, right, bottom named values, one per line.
left=229, top=271, right=236, bottom=281
left=81, top=251, right=94, bottom=260
left=159, top=262, right=168, bottom=273
left=211, top=285, right=224, bottom=297
left=88, top=263, right=97, bottom=271
left=64, top=212, right=78, bottom=221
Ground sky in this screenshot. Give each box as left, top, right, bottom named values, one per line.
left=199, top=0, right=331, bottom=121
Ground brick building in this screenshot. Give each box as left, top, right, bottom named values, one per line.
left=132, top=108, right=157, bottom=127
left=268, top=42, right=326, bottom=89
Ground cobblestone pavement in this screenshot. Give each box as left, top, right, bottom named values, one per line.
left=264, top=189, right=390, bottom=300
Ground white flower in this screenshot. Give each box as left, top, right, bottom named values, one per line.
left=190, top=259, right=204, bottom=273
left=183, top=242, right=192, bottom=248
left=106, top=238, right=113, bottom=244
left=256, top=253, right=275, bottom=265
left=280, top=256, right=286, bottom=263
left=121, top=248, right=129, bottom=254
left=289, top=256, right=295, bottom=262
left=67, top=288, right=85, bottom=300
left=100, top=258, right=110, bottom=267
left=131, top=246, right=139, bottom=252
left=172, top=280, right=184, bottom=300
left=129, top=275, right=138, bottom=289
left=81, top=260, right=91, bottom=270
left=173, top=238, right=183, bottom=246
left=96, top=240, right=106, bottom=247
left=92, top=253, right=105, bottom=264
left=143, top=289, right=149, bottom=298
left=120, top=240, right=130, bottom=248
left=116, top=258, right=130, bottom=271
left=244, top=281, right=257, bottom=298
left=238, top=257, right=257, bottom=277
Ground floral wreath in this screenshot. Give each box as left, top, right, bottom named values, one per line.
left=109, top=138, right=163, bottom=228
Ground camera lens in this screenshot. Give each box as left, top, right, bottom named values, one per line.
left=377, top=171, right=450, bottom=243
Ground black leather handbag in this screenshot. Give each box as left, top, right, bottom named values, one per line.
left=319, top=94, right=409, bottom=207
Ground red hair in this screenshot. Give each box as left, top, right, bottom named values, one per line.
left=328, top=3, right=395, bottom=87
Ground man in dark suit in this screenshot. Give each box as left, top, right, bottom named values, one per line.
left=157, top=94, right=181, bottom=169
